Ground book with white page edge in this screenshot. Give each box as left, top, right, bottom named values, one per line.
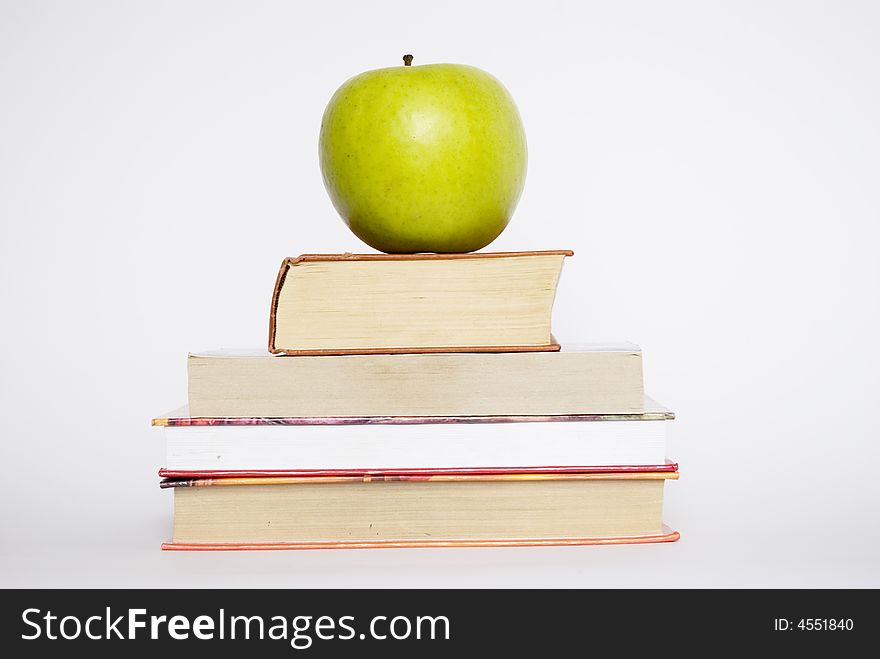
left=153, top=396, right=674, bottom=477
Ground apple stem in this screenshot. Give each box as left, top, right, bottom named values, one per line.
left=403, top=54, right=414, bottom=66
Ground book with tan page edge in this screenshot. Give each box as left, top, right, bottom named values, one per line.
left=162, top=471, right=679, bottom=550
left=268, top=250, right=573, bottom=356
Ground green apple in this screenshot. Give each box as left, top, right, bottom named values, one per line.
left=319, top=55, right=527, bottom=253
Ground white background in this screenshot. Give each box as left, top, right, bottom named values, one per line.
left=2, top=0, right=879, bottom=587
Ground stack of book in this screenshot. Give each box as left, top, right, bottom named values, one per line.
left=153, top=251, right=678, bottom=550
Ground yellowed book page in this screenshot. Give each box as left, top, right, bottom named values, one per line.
left=173, top=479, right=664, bottom=544
left=273, top=254, right=565, bottom=350
left=187, top=348, right=645, bottom=417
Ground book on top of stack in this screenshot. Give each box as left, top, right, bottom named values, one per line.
left=153, top=250, right=679, bottom=550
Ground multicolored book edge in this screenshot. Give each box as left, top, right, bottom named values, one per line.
left=162, top=525, right=680, bottom=551
left=159, top=462, right=679, bottom=483
left=152, top=410, right=675, bottom=427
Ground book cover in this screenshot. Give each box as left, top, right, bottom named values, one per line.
left=153, top=408, right=674, bottom=427
left=162, top=526, right=681, bottom=551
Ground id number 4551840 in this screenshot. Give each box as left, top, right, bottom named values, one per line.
left=774, top=619, right=854, bottom=631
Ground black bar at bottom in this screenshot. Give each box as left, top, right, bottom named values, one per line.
left=0, top=589, right=873, bottom=655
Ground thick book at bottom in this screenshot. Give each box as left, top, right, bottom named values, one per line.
left=162, top=470, right=679, bottom=550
